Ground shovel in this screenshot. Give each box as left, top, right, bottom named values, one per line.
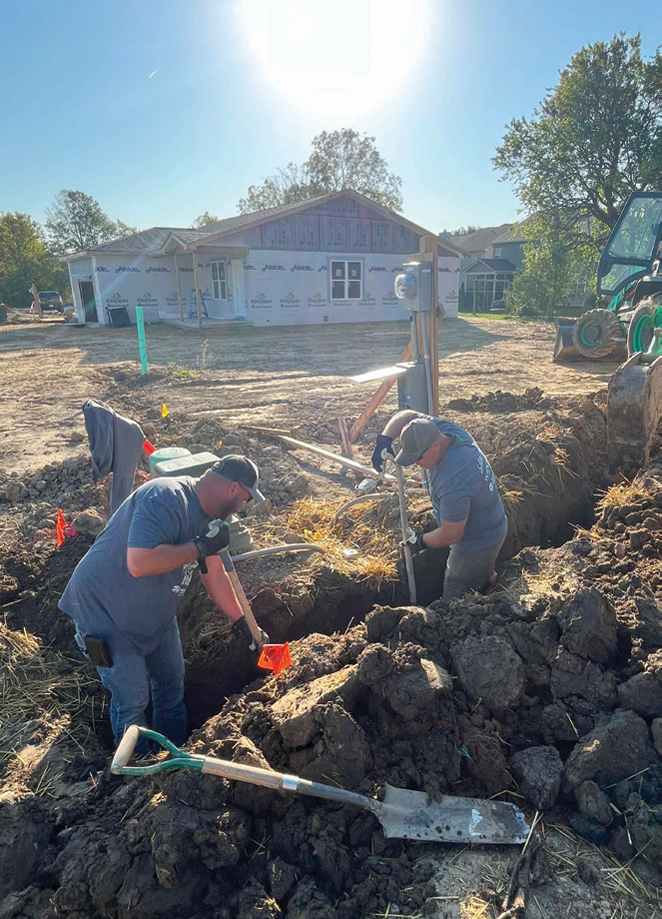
left=220, top=549, right=292, bottom=676
left=111, top=725, right=529, bottom=845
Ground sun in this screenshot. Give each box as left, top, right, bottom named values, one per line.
left=236, top=0, right=433, bottom=120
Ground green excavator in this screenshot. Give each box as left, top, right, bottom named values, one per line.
left=553, top=191, right=662, bottom=471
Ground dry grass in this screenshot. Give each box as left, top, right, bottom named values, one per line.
left=545, top=821, right=662, bottom=912
left=596, top=480, right=652, bottom=509
left=535, top=423, right=578, bottom=480
left=285, top=496, right=399, bottom=588
left=0, top=619, right=99, bottom=781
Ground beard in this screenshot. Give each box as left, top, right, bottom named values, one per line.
left=217, top=496, right=243, bottom=520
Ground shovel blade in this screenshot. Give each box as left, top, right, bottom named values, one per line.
left=257, top=643, right=292, bottom=676
left=379, top=785, right=529, bottom=844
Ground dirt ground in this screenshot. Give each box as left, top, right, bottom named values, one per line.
left=0, top=315, right=617, bottom=473
left=1, top=314, right=661, bottom=919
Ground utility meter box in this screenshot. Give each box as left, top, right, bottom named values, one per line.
left=396, top=362, right=429, bottom=414
left=394, top=261, right=433, bottom=312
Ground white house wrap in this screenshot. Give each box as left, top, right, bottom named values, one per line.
left=63, top=191, right=466, bottom=328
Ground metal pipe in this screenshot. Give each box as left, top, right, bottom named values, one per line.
left=420, top=311, right=435, bottom=416
left=330, top=491, right=394, bottom=526
left=393, top=462, right=417, bottom=604
left=232, top=544, right=326, bottom=563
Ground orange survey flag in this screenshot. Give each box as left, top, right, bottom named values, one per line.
left=55, top=509, right=67, bottom=547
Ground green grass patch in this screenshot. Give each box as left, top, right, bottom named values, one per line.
left=166, top=363, right=197, bottom=380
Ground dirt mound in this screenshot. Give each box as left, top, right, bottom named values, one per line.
left=1, top=391, right=661, bottom=917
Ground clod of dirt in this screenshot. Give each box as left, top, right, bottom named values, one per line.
left=271, top=665, right=361, bottom=748
left=563, top=709, right=659, bottom=790
left=557, top=587, right=617, bottom=664
left=574, top=780, right=613, bottom=826
left=451, top=634, right=525, bottom=710
left=509, top=745, right=564, bottom=810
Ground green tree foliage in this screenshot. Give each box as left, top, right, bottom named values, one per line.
left=493, top=34, right=662, bottom=242
left=45, top=190, right=121, bottom=254
left=0, top=212, right=68, bottom=308
left=192, top=211, right=221, bottom=228
left=113, top=219, right=140, bottom=239
left=237, top=130, right=403, bottom=214
left=440, top=225, right=481, bottom=236
left=505, top=212, right=597, bottom=318
left=237, top=163, right=317, bottom=214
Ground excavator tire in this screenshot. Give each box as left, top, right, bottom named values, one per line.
left=627, top=297, right=662, bottom=357
left=571, top=309, right=622, bottom=359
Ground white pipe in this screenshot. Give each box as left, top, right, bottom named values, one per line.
left=330, top=491, right=394, bottom=526
left=232, top=544, right=326, bottom=563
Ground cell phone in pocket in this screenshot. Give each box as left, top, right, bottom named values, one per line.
left=84, top=636, right=113, bottom=669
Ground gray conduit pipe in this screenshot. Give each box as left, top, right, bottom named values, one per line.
left=329, top=491, right=394, bottom=526
left=232, top=544, right=327, bottom=563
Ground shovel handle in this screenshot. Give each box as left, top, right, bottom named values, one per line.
left=110, top=726, right=383, bottom=818
left=200, top=756, right=381, bottom=817
left=220, top=549, right=262, bottom=644
left=112, top=725, right=142, bottom=771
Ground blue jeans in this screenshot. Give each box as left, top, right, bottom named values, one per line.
left=77, top=617, right=187, bottom=755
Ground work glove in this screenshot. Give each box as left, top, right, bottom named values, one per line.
left=193, top=518, right=230, bottom=574
left=371, top=434, right=395, bottom=472
left=232, top=616, right=270, bottom=653
left=401, top=530, right=426, bottom=553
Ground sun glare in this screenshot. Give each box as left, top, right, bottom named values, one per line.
left=237, top=0, right=432, bottom=120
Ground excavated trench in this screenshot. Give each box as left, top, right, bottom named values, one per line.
left=4, top=390, right=662, bottom=917
left=180, top=398, right=609, bottom=730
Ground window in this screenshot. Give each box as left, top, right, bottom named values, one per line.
left=330, top=260, right=362, bottom=300
left=493, top=248, right=502, bottom=259
left=211, top=260, right=227, bottom=300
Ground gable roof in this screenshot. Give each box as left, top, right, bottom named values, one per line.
left=449, top=224, right=513, bottom=254
left=64, top=190, right=469, bottom=260
left=490, top=217, right=533, bottom=245
left=465, top=258, right=517, bottom=273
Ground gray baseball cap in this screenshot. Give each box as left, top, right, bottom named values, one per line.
left=394, top=418, right=442, bottom=466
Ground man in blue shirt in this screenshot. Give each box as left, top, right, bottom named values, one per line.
left=373, top=411, right=507, bottom=601
left=59, top=456, right=267, bottom=752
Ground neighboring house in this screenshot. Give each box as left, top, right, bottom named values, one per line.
left=464, top=259, right=517, bottom=312
left=444, top=222, right=527, bottom=312
left=63, top=191, right=467, bottom=328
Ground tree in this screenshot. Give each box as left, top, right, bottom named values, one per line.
left=45, top=190, right=120, bottom=254
left=192, top=211, right=220, bottom=228
left=440, top=225, right=482, bottom=236
left=505, top=212, right=597, bottom=319
left=113, top=219, right=140, bottom=238
left=0, top=212, right=68, bottom=308
left=493, top=34, right=662, bottom=242
left=237, top=130, right=403, bottom=214
left=305, top=130, right=403, bottom=210
left=237, top=164, right=314, bottom=214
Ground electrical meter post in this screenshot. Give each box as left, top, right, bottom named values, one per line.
left=394, top=261, right=435, bottom=414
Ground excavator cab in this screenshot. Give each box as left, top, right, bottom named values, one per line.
left=599, top=193, right=662, bottom=470
left=554, top=192, right=662, bottom=362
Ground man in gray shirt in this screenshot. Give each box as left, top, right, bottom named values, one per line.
left=59, top=456, right=267, bottom=753
left=373, top=412, right=507, bottom=601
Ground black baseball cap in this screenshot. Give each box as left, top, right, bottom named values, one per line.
left=211, top=455, right=265, bottom=503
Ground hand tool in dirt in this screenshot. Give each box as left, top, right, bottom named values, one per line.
left=111, top=725, right=530, bottom=845
left=220, top=549, right=292, bottom=676
left=389, top=459, right=417, bottom=605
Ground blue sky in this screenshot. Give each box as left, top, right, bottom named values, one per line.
left=0, top=0, right=658, bottom=235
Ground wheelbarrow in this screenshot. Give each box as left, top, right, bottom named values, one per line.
left=112, top=725, right=529, bottom=845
